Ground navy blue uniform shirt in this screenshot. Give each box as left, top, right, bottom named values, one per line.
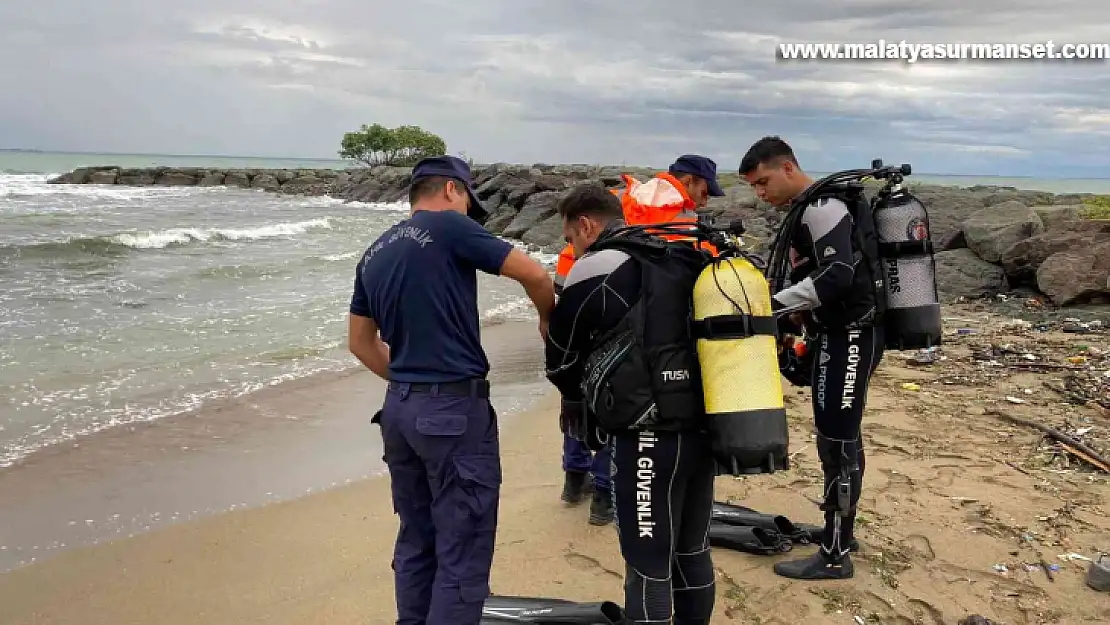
left=350, top=209, right=513, bottom=383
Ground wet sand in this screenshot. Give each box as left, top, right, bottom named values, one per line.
left=0, top=320, right=549, bottom=572
left=2, top=305, right=1110, bottom=624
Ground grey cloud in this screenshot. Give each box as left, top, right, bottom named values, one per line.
left=1, top=0, right=1108, bottom=176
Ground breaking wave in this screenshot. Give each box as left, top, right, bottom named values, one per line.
left=1, top=218, right=334, bottom=258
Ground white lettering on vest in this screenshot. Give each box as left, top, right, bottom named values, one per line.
left=661, top=369, right=689, bottom=382
left=636, top=430, right=656, bottom=538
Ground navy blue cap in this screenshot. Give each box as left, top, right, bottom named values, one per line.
left=411, top=155, right=486, bottom=219
left=669, top=154, right=725, bottom=197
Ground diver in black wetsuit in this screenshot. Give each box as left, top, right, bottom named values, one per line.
left=544, top=183, right=716, bottom=625
left=739, top=136, right=886, bottom=581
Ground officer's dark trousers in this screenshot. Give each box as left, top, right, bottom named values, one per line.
left=379, top=381, right=501, bottom=625
left=563, top=434, right=612, bottom=491
left=811, top=325, right=884, bottom=556
left=611, top=428, right=716, bottom=624
left=560, top=397, right=612, bottom=490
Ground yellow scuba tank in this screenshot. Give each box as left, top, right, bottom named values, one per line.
left=691, top=256, right=789, bottom=475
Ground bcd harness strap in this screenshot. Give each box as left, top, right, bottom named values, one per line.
left=691, top=314, right=778, bottom=340
left=877, top=240, right=933, bottom=257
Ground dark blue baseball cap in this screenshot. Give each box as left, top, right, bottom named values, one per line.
left=411, top=155, right=486, bottom=219
left=669, top=154, right=725, bottom=197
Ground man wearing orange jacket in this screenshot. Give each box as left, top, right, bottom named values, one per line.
left=553, top=154, right=724, bottom=526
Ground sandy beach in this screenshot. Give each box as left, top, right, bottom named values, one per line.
left=2, top=304, right=1109, bottom=625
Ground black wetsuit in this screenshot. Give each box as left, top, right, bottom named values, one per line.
left=773, top=194, right=885, bottom=578
left=545, top=243, right=716, bottom=625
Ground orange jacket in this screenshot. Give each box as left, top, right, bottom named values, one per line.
left=620, top=172, right=718, bottom=255
left=554, top=172, right=716, bottom=286
left=554, top=244, right=576, bottom=291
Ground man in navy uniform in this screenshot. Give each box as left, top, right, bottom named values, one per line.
left=348, top=155, right=556, bottom=625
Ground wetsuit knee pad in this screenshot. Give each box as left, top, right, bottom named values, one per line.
left=673, top=549, right=715, bottom=590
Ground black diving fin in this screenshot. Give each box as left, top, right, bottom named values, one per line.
left=708, top=522, right=792, bottom=555
left=712, top=501, right=860, bottom=552
left=481, top=595, right=627, bottom=623
left=711, top=501, right=824, bottom=545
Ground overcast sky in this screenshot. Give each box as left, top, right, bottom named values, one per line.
left=1, top=0, right=1107, bottom=177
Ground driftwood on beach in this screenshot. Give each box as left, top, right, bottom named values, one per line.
left=987, top=408, right=1110, bottom=472
left=49, top=163, right=1110, bottom=307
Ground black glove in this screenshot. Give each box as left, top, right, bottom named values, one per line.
left=779, top=337, right=815, bottom=387
left=560, top=396, right=610, bottom=451
left=559, top=396, right=586, bottom=438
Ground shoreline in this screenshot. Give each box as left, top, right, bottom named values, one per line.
left=1, top=303, right=1107, bottom=624
left=0, top=320, right=549, bottom=573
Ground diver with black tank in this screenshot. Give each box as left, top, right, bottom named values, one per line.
left=544, top=182, right=716, bottom=625
left=739, top=136, right=886, bottom=581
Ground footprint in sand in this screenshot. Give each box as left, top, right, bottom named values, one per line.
left=904, top=534, right=936, bottom=561
left=906, top=598, right=946, bottom=625
left=879, top=469, right=916, bottom=494
left=564, top=551, right=622, bottom=579
left=929, top=465, right=960, bottom=488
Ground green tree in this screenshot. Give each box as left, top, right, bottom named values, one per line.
left=338, top=123, right=447, bottom=167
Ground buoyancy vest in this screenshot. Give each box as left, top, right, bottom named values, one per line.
left=789, top=184, right=886, bottom=330
left=579, top=231, right=709, bottom=434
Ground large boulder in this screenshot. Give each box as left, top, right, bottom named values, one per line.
left=980, top=189, right=1055, bottom=208
left=503, top=180, right=540, bottom=209
left=940, top=229, right=968, bottom=251
left=49, top=166, right=100, bottom=184
left=197, top=171, right=226, bottom=186
left=502, top=191, right=562, bottom=239
left=87, top=169, right=120, bottom=184
left=1000, top=221, right=1110, bottom=285
left=520, top=213, right=565, bottom=250
left=1036, top=239, right=1110, bottom=305
left=475, top=172, right=515, bottom=199
left=339, top=180, right=385, bottom=203
left=934, top=249, right=1007, bottom=302
left=279, top=175, right=329, bottom=195
left=223, top=171, right=251, bottom=188
left=961, top=200, right=1044, bottom=262
left=1033, top=205, right=1082, bottom=231
left=154, top=171, right=198, bottom=186
left=117, top=169, right=155, bottom=185
left=250, top=173, right=280, bottom=191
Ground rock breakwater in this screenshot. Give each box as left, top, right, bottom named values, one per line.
left=49, top=164, right=1110, bottom=307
